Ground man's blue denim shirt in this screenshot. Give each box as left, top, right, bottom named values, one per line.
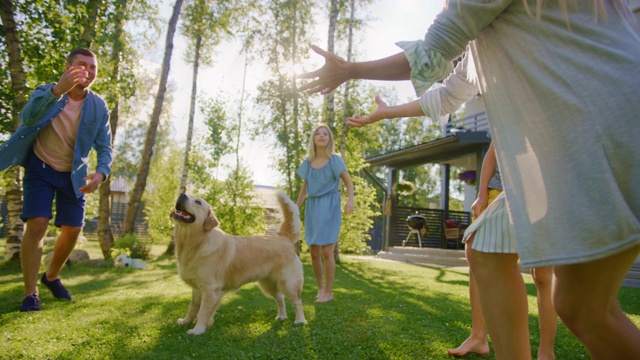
left=0, top=83, right=112, bottom=198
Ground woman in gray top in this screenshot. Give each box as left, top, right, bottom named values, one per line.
left=300, top=1, right=640, bottom=359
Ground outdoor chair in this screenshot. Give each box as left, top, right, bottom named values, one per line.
left=444, top=219, right=464, bottom=249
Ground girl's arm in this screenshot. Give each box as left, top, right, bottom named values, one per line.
left=348, top=54, right=478, bottom=128
left=340, top=171, right=355, bottom=214
left=471, top=141, right=497, bottom=218
left=347, top=96, right=423, bottom=127
left=296, top=181, right=308, bottom=208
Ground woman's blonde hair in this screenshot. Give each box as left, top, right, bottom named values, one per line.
left=307, top=123, right=336, bottom=161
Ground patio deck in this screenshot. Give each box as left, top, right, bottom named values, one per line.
left=377, top=246, right=468, bottom=268
left=376, top=247, right=640, bottom=289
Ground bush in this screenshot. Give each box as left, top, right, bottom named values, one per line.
left=112, top=234, right=151, bottom=260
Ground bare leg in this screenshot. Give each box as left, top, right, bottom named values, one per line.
left=468, top=248, right=531, bottom=360
left=309, top=245, right=324, bottom=299
left=553, top=245, right=640, bottom=359
left=448, top=235, right=490, bottom=356
left=21, top=217, right=49, bottom=297
left=530, top=266, right=557, bottom=360
left=317, top=243, right=335, bottom=302
left=45, top=225, right=81, bottom=281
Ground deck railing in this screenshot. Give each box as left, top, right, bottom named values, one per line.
left=392, top=206, right=471, bottom=249
left=444, top=111, right=489, bottom=137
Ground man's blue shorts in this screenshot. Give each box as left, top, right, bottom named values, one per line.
left=21, top=150, right=86, bottom=227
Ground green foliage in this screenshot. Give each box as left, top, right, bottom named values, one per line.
left=111, top=64, right=170, bottom=179
left=142, top=143, right=182, bottom=242
left=212, top=167, right=266, bottom=236
left=112, top=233, right=150, bottom=259
left=0, top=0, right=159, bottom=135
left=334, top=123, right=380, bottom=254
left=251, top=0, right=317, bottom=197
left=185, top=139, right=224, bottom=199
left=0, top=53, right=13, bottom=133
left=395, top=180, right=416, bottom=196
left=180, top=0, right=237, bottom=67
left=200, top=95, right=234, bottom=163
left=339, top=173, right=378, bottom=254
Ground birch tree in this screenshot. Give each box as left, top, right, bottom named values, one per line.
left=178, top=0, right=236, bottom=194
left=0, top=0, right=104, bottom=260
left=124, top=0, right=184, bottom=235
left=254, top=0, right=316, bottom=198
left=1, top=0, right=27, bottom=260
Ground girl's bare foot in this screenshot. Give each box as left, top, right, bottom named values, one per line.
left=316, top=288, right=324, bottom=300
left=316, top=293, right=333, bottom=303
left=536, top=349, right=555, bottom=360
left=447, top=335, right=490, bottom=357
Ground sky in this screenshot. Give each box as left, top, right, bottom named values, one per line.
left=155, top=0, right=446, bottom=187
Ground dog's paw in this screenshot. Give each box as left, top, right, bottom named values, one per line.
left=187, top=325, right=206, bottom=335
left=177, top=318, right=191, bottom=325
left=275, top=315, right=287, bottom=321
left=294, top=319, right=307, bottom=325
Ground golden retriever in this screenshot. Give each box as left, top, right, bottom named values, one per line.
left=171, top=190, right=306, bottom=335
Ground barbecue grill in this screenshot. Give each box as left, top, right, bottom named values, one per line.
left=404, top=214, right=428, bottom=248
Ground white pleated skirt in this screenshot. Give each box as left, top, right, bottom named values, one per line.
left=463, top=191, right=517, bottom=254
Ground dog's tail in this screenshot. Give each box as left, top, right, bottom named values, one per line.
left=276, top=189, right=301, bottom=244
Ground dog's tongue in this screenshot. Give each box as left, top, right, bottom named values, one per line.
left=169, top=211, right=175, bottom=218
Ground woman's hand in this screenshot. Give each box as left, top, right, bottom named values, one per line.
left=297, top=45, right=350, bottom=95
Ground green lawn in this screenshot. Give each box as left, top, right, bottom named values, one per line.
left=1, top=240, right=638, bottom=359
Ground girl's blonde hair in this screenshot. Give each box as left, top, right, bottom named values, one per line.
left=307, top=123, right=336, bottom=161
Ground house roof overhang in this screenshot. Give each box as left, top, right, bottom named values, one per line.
left=366, top=131, right=490, bottom=169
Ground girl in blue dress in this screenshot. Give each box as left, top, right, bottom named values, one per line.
left=296, top=124, right=354, bottom=303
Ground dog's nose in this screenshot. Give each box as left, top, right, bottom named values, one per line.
left=176, top=193, right=188, bottom=209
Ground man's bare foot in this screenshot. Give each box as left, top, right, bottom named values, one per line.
left=316, top=293, right=333, bottom=303
left=447, top=335, right=490, bottom=357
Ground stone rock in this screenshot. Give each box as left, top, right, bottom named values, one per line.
left=43, top=235, right=87, bottom=245
left=43, top=249, right=91, bottom=266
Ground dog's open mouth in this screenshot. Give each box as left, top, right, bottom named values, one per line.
left=171, top=201, right=196, bottom=223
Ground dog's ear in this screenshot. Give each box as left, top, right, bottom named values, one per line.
left=204, top=209, right=219, bottom=231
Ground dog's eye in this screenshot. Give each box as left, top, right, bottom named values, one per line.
left=195, top=200, right=202, bottom=205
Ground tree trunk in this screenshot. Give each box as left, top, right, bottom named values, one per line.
left=179, top=35, right=201, bottom=194
left=291, top=0, right=299, bottom=191
left=165, top=33, right=201, bottom=257
left=341, top=0, right=355, bottom=157
left=237, top=57, right=248, bottom=180
left=78, top=0, right=103, bottom=49
left=2, top=0, right=28, bottom=261
left=97, top=0, right=128, bottom=259
left=335, top=0, right=356, bottom=264
left=3, top=167, right=23, bottom=261
left=124, top=0, right=184, bottom=235
left=324, top=0, right=339, bottom=128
